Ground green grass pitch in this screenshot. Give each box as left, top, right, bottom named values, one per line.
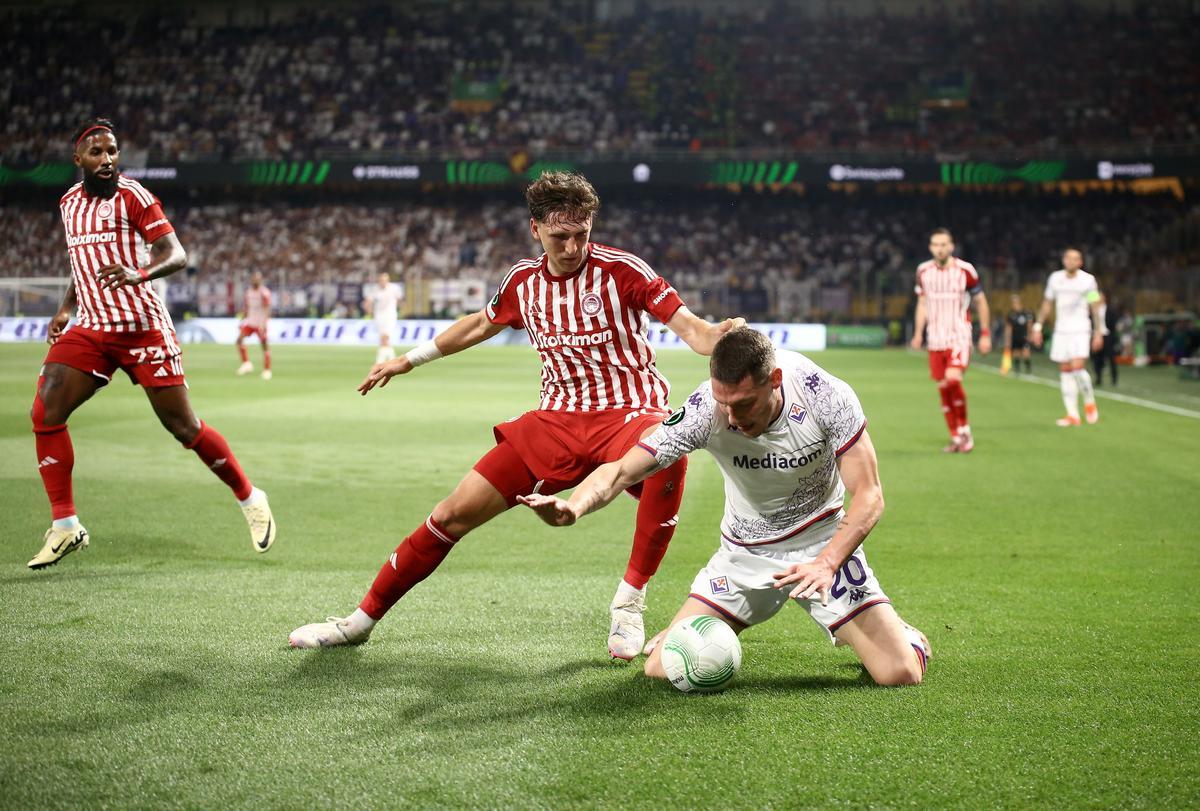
left=1, top=342, right=1198, bottom=808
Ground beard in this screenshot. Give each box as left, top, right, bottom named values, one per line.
left=82, top=169, right=119, bottom=199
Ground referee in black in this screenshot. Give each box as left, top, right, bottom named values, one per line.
left=1005, top=294, right=1035, bottom=374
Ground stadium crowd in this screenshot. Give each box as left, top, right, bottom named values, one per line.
left=4, top=192, right=1192, bottom=322
left=2, top=2, right=1196, bottom=162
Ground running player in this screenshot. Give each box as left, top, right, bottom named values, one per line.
left=27, top=118, right=276, bottom=569
left=1005, top=293, right=1035, bottom=375
left=910, top=228, right=991, bottom=453
left=521, top=328, right=930, bottom=687
left=1031, top=248, right=1104, bottom=426
left=289, top=172, right=743, bottom=657
left=363, top=271, right=404, bottom=364
left=236, top=271, right=272, bottom=379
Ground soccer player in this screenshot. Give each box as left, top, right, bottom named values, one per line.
left=910, top=228, right=991, bottom=453
left=1005, top=293, right=1035, bottom=375
left=236, top=271, right=272, bottom=379
left=289, top=172, right=743, bottom=657
left=363, top=271, right=404, bottom=364
left=521, top=328, right=930, bottom=687
left=27, top=118, right=276, bottom=570
left=1031, top=248, right=1104, bottom=426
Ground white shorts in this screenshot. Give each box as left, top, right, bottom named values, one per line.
left=689, top=540, right=890, bottom=643
left=1050, top=332, right=1091, bottom=363
left=375, top=319, right=397, bottom=340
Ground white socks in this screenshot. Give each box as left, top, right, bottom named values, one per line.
left=53, top=515, right=81, bottom=531
left=617, top=579, right=647, bottom=598
left=1074, top=369, right=1095, bottom=405
left=238, top=487, right=264, bottom=508
left=376, top=346, right=396, bottom=364
left=346, top=608, right=377, bottom=636
left=1060, top=371, right=1080, bottom=418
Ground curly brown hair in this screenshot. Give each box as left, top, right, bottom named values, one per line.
left=524, top=171, right=601, bottom=223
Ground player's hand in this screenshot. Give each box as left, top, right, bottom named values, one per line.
left=516, top=493, right=579, bottom=527
left=46, top=311, right=71, bottom=345
left=357, top=357, right=413, bottom=395
left=1030, top=328, right=1043, bottom=349
left=97, top=263, right=143, bottom=290
left=715, top=316, right=747, bottom=336
left=772, top=560, right=836, bottom=605
left=979, top=334, right=992, bottom=355
left=909, top=334, right=923, bottom=350
left=1091, top=334, right=1104, bottom=353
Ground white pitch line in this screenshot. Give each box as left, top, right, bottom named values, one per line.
left=973, top=364, right=1200, bottom=420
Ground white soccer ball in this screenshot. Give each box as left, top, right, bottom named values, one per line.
left=660, top=614, right=742, bottom=693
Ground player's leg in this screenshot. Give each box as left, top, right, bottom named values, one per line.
left=1020, top=345, right=1033, bottom=374
left=929, top=351, right=959, bottom=450
left=643, top=596, right=746, bottom=679
left=27, top=361, right=101, bottom=569
left=289, top=441, right=531, bottom=648
left=376, top=328, right=395, bottom=364
left=1071, top=357, right=1098, bottom=423
left=832, top=603, right=928, bottom=687
left=236, top=327, right=252, bottom=374
left=944, top=364, right=972, bottom=452
left=259, top=331, right=272, bottom=380
left=1057, top=360, right=1081, bottom=425
left=142, top=383, right=274, bottom=551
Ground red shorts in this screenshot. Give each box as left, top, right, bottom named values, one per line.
left=239, top=324, right=267, bottom=341
left=44, top=326, right=186, bottom=388
left=928, top=342, right=971, bottom=380
left=474, top=408, right=669, bottom=505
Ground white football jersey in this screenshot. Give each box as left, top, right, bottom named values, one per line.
left=638, top=350, right=867, bottom=551
left=365, top=283, right=403, bottom=322
left=1044, top=270, right=1098, bottom=334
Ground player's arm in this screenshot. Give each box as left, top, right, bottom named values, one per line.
left=518, top=447, right=661, bottom=527
left=358, top=309, right=506, bottom=394
left=973, top=291, right=992, bottom=354
left=772, top=431, right=884, bottom=604
left=97, top=232, right=187, bottom=290
left=47, top=278, right=78, bottom=344
left=362, top=296, right=373, bottom=317
left=910, top=296, right=927, bottom=349
left=664, top=306, right=746, bottom=355
left=1088, top=292, right=1105, bottom=352
left=1031, top=297, right=1053, bottom=348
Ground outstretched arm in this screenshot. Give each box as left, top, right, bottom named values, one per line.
left=358, top=310, right=507, bottom=394
left=773, top=431, right=885, bottom=603
left=664, top=306, right=745, bottom=355
left=973, top=291, right=992, bottom=354
left=519, top=446, right=661, bottom=526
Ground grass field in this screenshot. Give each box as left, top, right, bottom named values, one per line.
left=2, top=342, right=1198, bottom=809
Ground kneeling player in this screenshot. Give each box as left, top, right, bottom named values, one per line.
left=522, top=328, right=929, bottom=686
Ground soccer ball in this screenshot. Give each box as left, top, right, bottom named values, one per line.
left=660, top=614, right=742, bottom=693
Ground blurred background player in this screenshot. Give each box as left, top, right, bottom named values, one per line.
left=910, top=228, right=991, bottom=453
left=1005, top=294, right=1035, bottom=375
left=521, top=328, right=930, bottom=687
left=28, top=118, right=276, bottom=569
left=1032, top=248, right=1104, bottom=426
left=289, top=172, right=743, bottom=657
left=1091, top=292, right=1119, bottom=387
left=363, top=271, right=404, bottom=364
left=236, top=271, right=272, bottom=379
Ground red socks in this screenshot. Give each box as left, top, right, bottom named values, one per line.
left=32, top=388, right=75, bottom=519
left=360, top=516, right=458, bottom=620
left=937, top=382, right=958, bottom=435
left=184, top=421, right=253, bottom=501
left=945, top=378, right=968, bottom=429
left=623, top=457, right=687, bottom=589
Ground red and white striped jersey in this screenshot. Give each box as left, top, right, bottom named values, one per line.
left=58, top=177, right=176, bottom=333
left=486, top=243, right=685, bottom=412
left=914, top=257, right=982, bottom=350
left=243, top=286, right=272, bottom=328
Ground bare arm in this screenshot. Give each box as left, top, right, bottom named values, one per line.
left=358, top=310, right=507, bottom=394
left=973, top=291, right=992, bottom=354
left=772, top=431, right=885, bottom=603
left=518, top=447, right=661, bottom=526
left=47, top=279, right=78, bottom=344
left=910, top=297, right=927, bottom=349
left=98, top=232, right=187, bottom=290
left=1089, top=298, right=1105, bottom=352
left=1031, top=298, right=1053, bottom=347
left=664, top=306, right=745, bottom=355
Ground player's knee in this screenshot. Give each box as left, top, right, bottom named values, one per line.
left=161, top=413, right=201, bottom=444
left=430, top=500, right=480, bottom=539
left=32, top=381, right=67, bottom=429
left=870, top=657, right=924, bottom=687
left=643, top=656, right=668, bottom=680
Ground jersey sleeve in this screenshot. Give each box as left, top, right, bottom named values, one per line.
left=636, top=383, right=717, bottom=470
left=806, top=372, right=867, bottom=458
left=485, top=267, right=527, bottom=329
left=128, top=192, right=175, bottom=243
left=263, top=288, right=272, bottom=310
left=617, top=261, right=685, bottom=323
left=963, top=264, right=983, bottom=296
left=1043, top=275, right=1057, bottom=301
left=913, top=267, right=925, bottom=296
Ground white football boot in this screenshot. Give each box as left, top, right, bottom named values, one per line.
left=237, top=360, right=253, bottom=375
left=904, top=623, right=932, bottom=672
left=289, top=617, right=370, bottom=648
left=28, top=524, right=90, bottom=570
left=240, top=488, right=276, bottom=553
left=261, top=369, right=272, bottom=381
left=608, top=585, right=647, bottom=660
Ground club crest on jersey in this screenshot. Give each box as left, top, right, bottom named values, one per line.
left=789, top=404, right=807, bottom=424
left=581, top=292, right=603, bottom=317
left=710, top=576, right=729, bottom=594
left=98, top=201, right=113, bottom=219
